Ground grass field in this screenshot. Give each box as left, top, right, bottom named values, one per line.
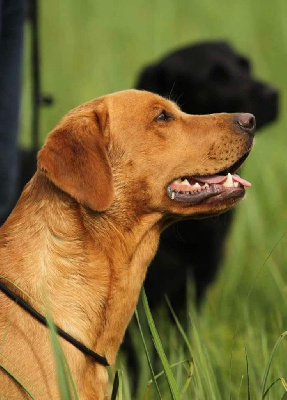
left=19, top=0, right=287, bottom=398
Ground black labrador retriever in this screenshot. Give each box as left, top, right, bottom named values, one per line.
left=135, top=41, right=279, bottom=308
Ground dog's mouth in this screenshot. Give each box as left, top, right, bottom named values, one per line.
left=167, top=152, right=251, bottom=205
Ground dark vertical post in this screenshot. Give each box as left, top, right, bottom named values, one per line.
left=30, top=0, right=40, bottom=151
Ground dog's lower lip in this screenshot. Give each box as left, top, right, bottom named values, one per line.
left=167, top=169, right=251, bottom=205
left=204, top=186, right=245, bottom=204
left=167, top=182, right=245, bottom=205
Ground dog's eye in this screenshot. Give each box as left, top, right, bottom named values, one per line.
left=154, top=110, right=174, bottom=122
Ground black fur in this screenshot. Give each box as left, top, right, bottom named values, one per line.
left=135, top=41, right=279, bottom=308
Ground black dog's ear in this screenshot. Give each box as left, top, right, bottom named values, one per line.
left=237, top=56, right=251, bottom=72
left=135, top=64, right=170, bottom=97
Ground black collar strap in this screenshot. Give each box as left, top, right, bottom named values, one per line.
left=0, top=280, right=109, bottom=367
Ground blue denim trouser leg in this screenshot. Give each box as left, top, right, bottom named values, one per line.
left=0, top=0, right=24, bottom=224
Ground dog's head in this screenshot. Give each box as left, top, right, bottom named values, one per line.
left=136, top=41, right=278, bottom=129
left=38, top=90, right=254, bottom=219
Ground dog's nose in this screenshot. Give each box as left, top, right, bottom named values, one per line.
left=235, top=113, right=256, bottom=134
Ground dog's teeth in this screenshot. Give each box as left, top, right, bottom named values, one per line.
left=193, top=182, right=200, bottom=188
left=234, top=181, right=239, bottom=187
left=174, top=179, right=181, bottom=184
left=182, top=179, right=190, bottom=186
left=171, top=192, right=175, bottom=200
left=223, top=173, right=234, bottom=188
left=203, top=183, right=209, bottom=188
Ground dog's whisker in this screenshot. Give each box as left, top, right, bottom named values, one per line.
left=168, top=82, right=176, bottom=101
left=175, top=92, right=184, bottom=105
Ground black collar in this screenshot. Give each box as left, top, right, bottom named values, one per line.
left=0, top=280, right=109, bottom=367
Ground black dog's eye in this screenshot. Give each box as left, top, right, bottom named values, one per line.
left=154, top=110, right=174, bottom=122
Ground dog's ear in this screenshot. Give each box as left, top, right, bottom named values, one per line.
left=37, top=103, right=113, bottom=211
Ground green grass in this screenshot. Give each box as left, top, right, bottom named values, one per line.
left=17, top=0, right=287, bottom=398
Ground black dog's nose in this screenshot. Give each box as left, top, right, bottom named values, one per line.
left=235, top=113, right=256, bottom=134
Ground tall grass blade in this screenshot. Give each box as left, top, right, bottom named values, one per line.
left=263, top=378, right=281, bottom=399
left=263, top=376, right=287, bottom=399
left=46, top=312, right=72, bottom=399
left=111, top=370, right=119, bottom=400
left=262, top=331, right=287, bottom=398
left=44, top=296, right=79, bottom=400
left=141, top=288, right=180, bottom=400
left=180, top=361, right=193, bottom=399
left=281, top=377, right=287, bottom=391
left=144, top=360, right=192, bottom=399
left=146, top=360, right=190, bottom=383
left=189, top=312, right=220, bottom=399
left=165, top=296, right=193, bottom=358
left=230, top=234, right=287, bottom=399
left=165, top=297, right=194, bottom=397
left=135, top=308, right=162, bottom=399
left=110, top=367, right=127, bottom=400
left=62, top=357, right=79, bottom=400
left=237, top=375, right=244, bottom=400
left=118, top=369, right=124, bottom=400
left=0, top=363, right=36, bottom=400
left=245, top=344, right=251, bottom=400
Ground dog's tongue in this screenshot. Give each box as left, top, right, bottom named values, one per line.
left=233, top=174, right=252, bottom=187
left=193, top=173, right=252, bottom=187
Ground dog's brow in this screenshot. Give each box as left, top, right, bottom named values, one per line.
left=151, top=101, right=180, bottom=112
left=166, top=100, right=181, bottom=111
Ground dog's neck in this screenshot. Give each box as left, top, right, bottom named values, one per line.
left=1, top=172, right=162, bottom=365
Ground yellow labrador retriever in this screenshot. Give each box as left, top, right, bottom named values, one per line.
left=0, top=90, right=254, bottom=399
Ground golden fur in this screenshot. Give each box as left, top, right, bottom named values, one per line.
left=0, top=90, right=253, bottom=399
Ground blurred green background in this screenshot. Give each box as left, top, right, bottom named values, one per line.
left=20, top=0, right=287, bottom=398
